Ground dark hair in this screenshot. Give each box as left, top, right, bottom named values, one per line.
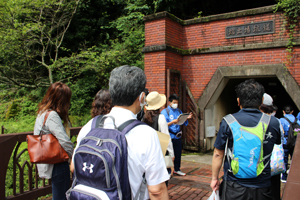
left=143, top=109, right=160, bottom=126
left=260, top=104, right=274, bottom=114
left=109, top=65, right=146, bottom=106
left=91, top=89, right=113, bottom=118
left=37, top=82, right=71, bottom=125
left=169, top=93, right=179, bottom=102
left=144, top=88, right=149, bottom=96
left=273, top=105, right=278, bottom=112
left=283, top=105, right=293, bottom=114
left=235, top=79, right=265, bottom=109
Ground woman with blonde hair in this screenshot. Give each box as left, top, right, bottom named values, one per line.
left=33, top=82, right=74, bottom=200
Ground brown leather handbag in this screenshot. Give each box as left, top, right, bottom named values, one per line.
left=27, top=111, right=69, bottom=164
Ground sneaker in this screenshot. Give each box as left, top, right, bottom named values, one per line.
left=281, top=179, right=286, bottom=183
left=174, top=171, right=186, bottom=176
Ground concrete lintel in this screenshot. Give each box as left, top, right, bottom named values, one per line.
left=144, top=5, right=278, bottom=25
left=197, top=64, right=300, bottom=110
left=142, top=44, right=182, bottom=54
left=143, top=40, right=300, bottom=55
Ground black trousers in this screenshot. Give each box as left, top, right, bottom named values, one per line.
left=221, top=181, right=272, bottom=200
left=270, top=174, right=281, bottom=200
left=172, top=138, right=182, bottom=171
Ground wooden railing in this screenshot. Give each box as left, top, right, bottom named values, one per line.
left=282, top=133, right=300, bottom=199
left=0, top=128, right=80, bottom=200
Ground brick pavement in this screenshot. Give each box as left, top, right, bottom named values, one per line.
left=167, top=160, right=215, bottom=200
left=168, top=159, right=286, bottom=200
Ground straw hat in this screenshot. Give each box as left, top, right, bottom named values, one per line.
left=145, top=91, right=166, bottom=110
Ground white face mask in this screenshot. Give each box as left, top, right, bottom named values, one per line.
left=271, top=112, right=276, bottom=116
left=171, top=103, right=178, bottom=109
left=139, top=92, right=146, bottom=110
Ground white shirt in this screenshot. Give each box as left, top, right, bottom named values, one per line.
left=73, top=107, right=169, bottom=199
left=158, top=114, right=174, bottom=158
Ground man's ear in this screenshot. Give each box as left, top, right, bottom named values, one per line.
left=237, top=98, right=240, bottom=106
left=291, top=110, right=294, bottom=114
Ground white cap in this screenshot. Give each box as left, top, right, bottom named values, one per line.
left=263, top=93, right=273, bottom=106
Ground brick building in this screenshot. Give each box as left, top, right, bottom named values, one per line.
left=143, top=5, right=300, bottom=152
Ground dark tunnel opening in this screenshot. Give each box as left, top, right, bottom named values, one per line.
left=219, top=77, right=299, bottom=119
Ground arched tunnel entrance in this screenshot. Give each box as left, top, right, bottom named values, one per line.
left=198, top=64, right=300, bottom=151
left=219, top=77, right=299, bottom=119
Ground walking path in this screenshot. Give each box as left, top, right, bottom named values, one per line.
left=168, top=154, right=286, bottom=200
left=167, top=154, right=216, bottom=200
left=43, top=153, right=285, bottom=199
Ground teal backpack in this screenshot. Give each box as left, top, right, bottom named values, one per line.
left=224, top=113, right=271, bottom=178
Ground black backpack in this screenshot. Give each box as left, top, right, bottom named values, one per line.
left=284, top=117, right=300, bottom=148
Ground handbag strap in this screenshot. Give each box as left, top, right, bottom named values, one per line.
left=43, top=110, right=52, bottom=127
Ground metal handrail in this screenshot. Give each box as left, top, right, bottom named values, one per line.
left=0, top=127, right=81, bottom=200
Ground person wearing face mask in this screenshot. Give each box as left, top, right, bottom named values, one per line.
left=137, top=88, right=149, bottom=121
left=74, top=66, right=169, bottom=200
left=161, top=94, right=192, bottom=176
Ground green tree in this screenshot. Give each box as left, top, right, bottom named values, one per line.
left=0, top=0, right=80, bottom=88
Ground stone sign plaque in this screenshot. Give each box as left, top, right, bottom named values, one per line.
left=226, top=20, right=274, bottom=39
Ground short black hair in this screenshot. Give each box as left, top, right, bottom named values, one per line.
left=260, top=104, right=274, bottom=114
left=169, top=93, right=179, bottom=102
left=235, top=79, right=265, bottom=109
left=283, top=105, right=293, bottom=114
left=109, top=65, right=146, bottom=106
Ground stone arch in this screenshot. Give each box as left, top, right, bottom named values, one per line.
left=197, top=64, right=300, bottom=151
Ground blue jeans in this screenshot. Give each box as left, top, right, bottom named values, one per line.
left=282, top=144, right=294, bottom=180
left=172, top=138, right=182, bottom=171
left=52, top=162, right=70, bottom=200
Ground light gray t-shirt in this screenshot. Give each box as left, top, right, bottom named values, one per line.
left=34, top=111, right=74, bottom=179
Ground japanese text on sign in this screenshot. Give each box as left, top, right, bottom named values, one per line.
left=226, top=20, right=274, bottom=39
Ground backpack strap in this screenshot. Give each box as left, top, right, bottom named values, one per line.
left=166, top=107, right=170, bottom=116
left=284, top=116, right=293, bottom=124
left=223, top=114, right=236, bottom=173
left=91, top=115, right=104, bottom=129
left=133, top=173, right=147, bottom=200
left=117, top=119, right=148, bottom=200
left=118, top=119, right=146, bottom=134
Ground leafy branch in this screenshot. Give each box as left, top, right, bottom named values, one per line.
left=275, top=0, right=300, bottom=69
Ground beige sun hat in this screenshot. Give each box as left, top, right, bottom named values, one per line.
left=145, top=91, right=166, bottom=110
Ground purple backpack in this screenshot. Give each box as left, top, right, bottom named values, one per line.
left=67, top=115, right=147, bottom=200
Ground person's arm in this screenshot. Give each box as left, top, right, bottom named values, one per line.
left=47, top=111, right=74, bottom=158
left=70, top=160, right=74, bottom=173
left=211, top=148, right=224, bottom=191
left=167, top=119, right=179, bottom=126
left=148, top=182, right=169, bottom=200
left=161, top=109, right=178, bottom=126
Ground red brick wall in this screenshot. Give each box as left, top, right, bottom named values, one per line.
left=166, top=18, right=183, bottom=48
left=144, top=10, right=300, bottom=101
left=145, top=19, right=166, bottom=47
left=182, top=48, right=290, bottom=100
left=144, top=52, right=166, bottom=94
left=182, top=13, right=291, bottom=49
